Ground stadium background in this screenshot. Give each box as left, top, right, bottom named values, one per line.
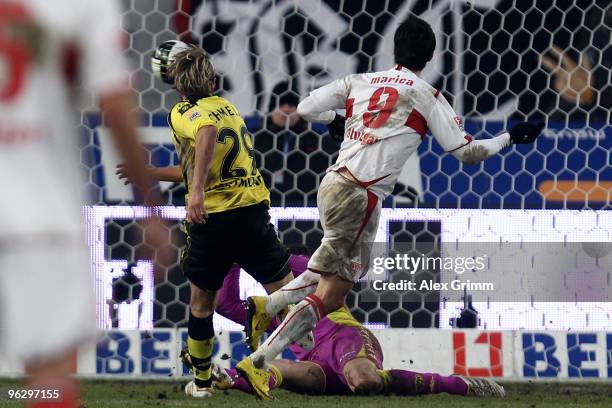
left=16, top=0, right=608, bottom=381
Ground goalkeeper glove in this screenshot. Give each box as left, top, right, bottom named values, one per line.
left=508, top=122, right=545, bottom=144
left=327, top=114, right=345, bottom=142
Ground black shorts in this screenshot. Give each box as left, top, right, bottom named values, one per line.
left=181, top=202, right=291, bottom=291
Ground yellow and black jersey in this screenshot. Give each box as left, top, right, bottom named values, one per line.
left=168, top=96, right=270, bottom=214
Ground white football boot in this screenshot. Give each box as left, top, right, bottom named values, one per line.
left=184, top=380, right=213, bottom=398
left=458, top=376, right=506, bottom=397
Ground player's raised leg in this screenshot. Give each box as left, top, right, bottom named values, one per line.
left=237, top=171, right=380, bottom=399
left=233, top=205, right=308, bottom=351
left=244, top=268, right=320, bottom=351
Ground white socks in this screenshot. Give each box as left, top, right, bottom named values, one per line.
left=264, top=270, right=320, bottom=316
left=253, top=294, right=324, bottom=366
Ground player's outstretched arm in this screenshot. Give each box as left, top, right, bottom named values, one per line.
left=449, top=122, right=544, bottom=165
left=428, top=93, right=544, bottom=165
left=116, top=164, right=183, bottom=184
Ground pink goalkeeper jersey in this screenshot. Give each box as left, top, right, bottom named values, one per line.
left=302, top=65, right=473, bottom=200
left=0, top=0, right=126, bottom=238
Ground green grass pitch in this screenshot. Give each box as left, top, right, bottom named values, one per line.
left=1, top=380, right=611, bottom=407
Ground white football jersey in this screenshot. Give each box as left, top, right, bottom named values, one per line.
left=0, top=0, right=126, bottom=238
left=302, top=65, right=473, bottom=199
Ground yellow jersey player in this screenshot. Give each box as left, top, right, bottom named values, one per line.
left=160, top=44, right=294, bottom=397
left=168, top=79, right=269, bottom=216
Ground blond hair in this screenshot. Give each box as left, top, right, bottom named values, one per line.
left=168, top=47, right=215, bottom=99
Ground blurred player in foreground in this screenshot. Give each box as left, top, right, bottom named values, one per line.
left=147, top=43, right=294, bottom=397
left=0, top=1, right=163, bottom=407
left=205, top=258, right=504, bottom=398
left=237, top=15, right=544, bottom=399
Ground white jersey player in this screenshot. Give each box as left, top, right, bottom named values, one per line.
left=300, top=64, right=499, bottom=200
left=237, top=15, right=543, bottom=400
left=0, top=1, right=160, bottom=405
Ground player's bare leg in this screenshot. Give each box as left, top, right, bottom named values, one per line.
left=312, top=273, right=353, bottom=313
left=183, top=283, right=216, bottom=397
left=215, top=360, right=325, bottom=395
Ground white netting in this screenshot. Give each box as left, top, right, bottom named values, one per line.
left=87, top=0, right=611, bottom=330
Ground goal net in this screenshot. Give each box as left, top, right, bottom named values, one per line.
left=85, top=0, right=611, bottom=331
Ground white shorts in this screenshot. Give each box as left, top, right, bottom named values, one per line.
left=308, top=171, right=381, bottom=282
left=0, top=143, right=85, bottom=240
left=0, top=236, right=95, bottom=364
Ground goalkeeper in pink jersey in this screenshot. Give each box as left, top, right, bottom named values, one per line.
left=207, top=254, right=504, bottom=397
left=237, top=15, right=542, bottom=399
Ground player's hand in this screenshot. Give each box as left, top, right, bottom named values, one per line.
left=327, top=114, right=345, bottom=142
left=186, top=189, right=207, bottom=224
left=116, top=164, right=155, bottom=185
left=508, top=122, right=545, bottom=144
left=116, top=163, right=134, bottom=185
